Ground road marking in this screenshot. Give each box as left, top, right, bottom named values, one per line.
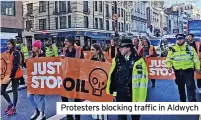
left=47, top=115, right=66, bottom=120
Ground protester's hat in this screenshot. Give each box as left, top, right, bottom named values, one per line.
left=65, top=36, right=75, bottom=43
left=32, top=40, right=42, bottom=49
left=120, top=38, right=133, bottom=48
left=176, top=34, right=186, bottom=40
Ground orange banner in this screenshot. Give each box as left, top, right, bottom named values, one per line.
left=25, top=56, right=201, bottom=101
left=1, top=52, right=12, bottom=84
left=26, top=57, right=113, bottom=102
left=145, top=57, right=201, bottom=80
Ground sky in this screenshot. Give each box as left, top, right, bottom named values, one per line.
left=168, top=0, right=201, bottom=10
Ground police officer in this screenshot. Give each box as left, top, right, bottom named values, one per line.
left=16, top=37, right=29, bottom=59
left=45, top=38, right=58, bottom=57
left=166, top=34, right=200, bottom=102
left=106, top=39, right=148, bottom=120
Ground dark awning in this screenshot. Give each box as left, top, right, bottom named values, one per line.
left=87, top=35, right=111, bottom=40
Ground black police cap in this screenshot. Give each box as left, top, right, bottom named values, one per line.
left=176, top=34, right=186, bottom=40
left=120, top=38, right=133, bottom=48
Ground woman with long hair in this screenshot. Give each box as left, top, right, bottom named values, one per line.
left=142, top=38, right=157, bottom=88
left=90, top=43, right=106, bottom=62
left=27, top=40, right=46, bottom=120
left=90, top=43, right=107, bottom=120
left=1, top=39, right=23, bottom=116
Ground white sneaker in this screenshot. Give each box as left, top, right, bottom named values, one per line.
left=198, top=88, right=201, bottom=94
left=36, top=112, right=46, bottom=120
left=30, top=110, right=40, bottom=120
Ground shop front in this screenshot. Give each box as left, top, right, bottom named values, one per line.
left=34, top=31, right=112, bottom=49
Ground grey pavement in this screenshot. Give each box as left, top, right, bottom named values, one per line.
left=1, top=80, right=201, bottom=120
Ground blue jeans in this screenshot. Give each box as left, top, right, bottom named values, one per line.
left=27, top=94, right=45, bottom=112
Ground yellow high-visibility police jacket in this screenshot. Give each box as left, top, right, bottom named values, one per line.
left=16, top=43, right=29, bottom=59
left=166, top=44, right=200, bottom=70
left=45, top=44, right=58, bottom=57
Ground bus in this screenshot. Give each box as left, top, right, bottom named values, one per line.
left=187, top=20, right=201, bottom=41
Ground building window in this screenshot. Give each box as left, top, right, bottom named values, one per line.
left=59, top=1, right=66, bottom=12
left=68, top=1, right=71, bottom=12
left=106, top=20, right=109, bottom=30
left=1, top=1, right=15, bottom=16
left=121, top=8, right=123, bottom=17
left=60, top=16, right=66, bottom=29
left=99, top=18, right=103, bottom=30
left=121, top=23, right=124, bottom=32
left=39, top=1, right=46, bottom=12
left=112, top=6, right=115, bottom=15
left=27, top=3, right=33, bottom=14
left=95, top=1, right=98, bottom=11
left=118, top=22, right=121, bottom=31
left=99, top=1, right=102, bottom=12
left=124, top=10, right=125, bottom=19
left=106, top=4, right=109, bottom=17
left=126, top=24, right=128, bottom=31
left=112, top=21, right=115, bottom=31
left=83, top=1, right=88, bottom=12
left=26, top=20, right=32, bottom=30
left=84, top=16, right=88, bottom=28
left=118, top=8, right=120, bottom=16
left=95, top=18, right=98, bottom=29
left=68, top=15, right=71, bottom=28
left=55, top=1, right=58, bottom=13
left=55, top=17, right=58, bottom=29
left=39, top=19, right=46, bottom=30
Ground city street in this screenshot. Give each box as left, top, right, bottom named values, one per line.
left=1, top=1, right=201, bottom=120
left=1, top=80, right=200, bottom=120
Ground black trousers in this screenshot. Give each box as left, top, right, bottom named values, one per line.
left=61, top=96, right=81, bottom=120
left=116, top=90, right=141, bottom=120
left=1, top=79, right=19, bottom=106
left=19, top=76, right=25, bottom=84
left=174, top=69, right=196, bottom=102
left=197, top=79, right=201, bottom=88
left=151, top=79, right=155, bottom=85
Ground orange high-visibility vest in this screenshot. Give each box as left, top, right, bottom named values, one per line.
left=135, top=45, right=144, bottom=56
left=147, top=46, right=156, bottom=57
left=62, top=44, right=82, bottom=58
